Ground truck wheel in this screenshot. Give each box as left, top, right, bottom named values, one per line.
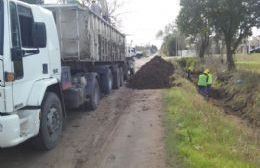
left=113, top=67, right=120, bottom=89
left=123, top=64, right=130, bottom=81
left=31, top=92, right=63, bottom=151
left=130, top=68, right=135, bottom=76
left=119, top=67, right=124, bottom=86
left=103, top=69, right=113, bottom=94
left=89, top=78, right=100, bottom=110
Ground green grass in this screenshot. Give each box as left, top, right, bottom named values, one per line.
left=164, top=77, right=260, bottom=168
left=236, top=54, right=260, bottom=73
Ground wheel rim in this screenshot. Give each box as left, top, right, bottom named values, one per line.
left=47, top=106, right=61, bottom=137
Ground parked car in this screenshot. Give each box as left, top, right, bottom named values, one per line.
left=250, top=47, right=260, bottom=54
left=135, top=51, right=144, bottom=59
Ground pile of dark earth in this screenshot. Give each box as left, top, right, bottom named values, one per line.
left=128, top=56, right=174, bottom=89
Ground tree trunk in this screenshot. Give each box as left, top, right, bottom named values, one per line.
left=226, top=47, right=236, bottom=71
left=198, top=33, right=209, bottom=63
left=220, top=41, right=225, bottom=64
left=199, top=44, right=206, bottom=63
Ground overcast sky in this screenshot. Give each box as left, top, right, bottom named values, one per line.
left=115, top=0, right=181, bottom=47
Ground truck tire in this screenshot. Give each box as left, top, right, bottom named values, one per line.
left=119, top=67, right=124, bottom=86
left=31, top=92, right=63, bottom=151
left=123, top=64, right=130, bottom=81
left=113, top=67, right=120, bottom=89
left=88, top=78, right=100, bottom=110
left=103, top=69, right=113, bottom=94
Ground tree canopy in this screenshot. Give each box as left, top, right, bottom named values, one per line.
left=177, top=0, right=210, bottom=61
left=177, top=0, right=260, bottom=70
left=207, top=0, right=260, bottom=70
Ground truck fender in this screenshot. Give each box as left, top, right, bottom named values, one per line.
left=27, top=78, right=59, bottom=107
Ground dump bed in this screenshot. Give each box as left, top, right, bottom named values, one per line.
left=44, top=5, right=126, bottom=63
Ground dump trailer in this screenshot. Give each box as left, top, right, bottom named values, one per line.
left=0, top=0, right=132, bottom=150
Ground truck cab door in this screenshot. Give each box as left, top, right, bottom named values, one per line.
left=9, top=1, right=48, bottom=110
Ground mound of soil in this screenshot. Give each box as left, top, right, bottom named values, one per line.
left=129, top=56, right=174, bottom=89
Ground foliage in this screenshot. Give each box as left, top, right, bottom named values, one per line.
left=177, top=0, right=210, bottom=61
left=156, top=22, right=186, bottom=56
left=207, top=0, right=260, bottom=71
left=177, top=0, right=260, bottom=70
left=164, top=77, right=260, bottom=168
left=106, top=0, right=125, bottom=27
left=156, top=30, right=164, bottom=40
left=177, top=57, right=197, bottom=71
left=161, top=34, right=178, bottom=56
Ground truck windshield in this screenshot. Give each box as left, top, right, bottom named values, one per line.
left=0, top=0, right=3, bottom=55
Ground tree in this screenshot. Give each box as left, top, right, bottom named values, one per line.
left=177, top=0, right=210, bottom=62
left=68, top=0, right=122, bottom=27
left=161, top=34, right=178, bottom=56
left=107, top=0, right=125, bottom=27
left=207, top=0, right=260, bottom=70
left=157, top=23, right=186, bottom=56
left=156, top=30, right=164, bottom=39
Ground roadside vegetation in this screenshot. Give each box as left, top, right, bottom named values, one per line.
left=162, top=0, right=260, bottom=167
left=236, top=54, right=260, bottom=73
left=164, top=76, right=260, bottom=168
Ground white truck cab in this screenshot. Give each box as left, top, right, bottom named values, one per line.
left=0, top=0, right=63, bottom=150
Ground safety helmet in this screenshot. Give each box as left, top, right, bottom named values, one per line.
left=204, top=69, right=210, bottom=74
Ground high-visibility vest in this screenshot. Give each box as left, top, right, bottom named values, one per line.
left=207, top=73, right=213, bottom=85
left=197, top=73, right=208, bottom=87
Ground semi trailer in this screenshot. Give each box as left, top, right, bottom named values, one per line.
left=0, top=0, right=133, bottom=150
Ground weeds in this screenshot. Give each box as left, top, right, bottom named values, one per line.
left=164, top=77, right=260, bottom=168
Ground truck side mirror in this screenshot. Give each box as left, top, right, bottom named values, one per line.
left=32, top=22, right=47, bottom=48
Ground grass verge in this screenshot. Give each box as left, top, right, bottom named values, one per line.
left=164, top=77, right=260, bottom=168
left=236, top=54, right=260, bottom=73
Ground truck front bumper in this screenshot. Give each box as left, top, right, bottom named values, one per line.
left=0, top=110, right=40, bottom=148
left=0, top=114, right=23, bottom=147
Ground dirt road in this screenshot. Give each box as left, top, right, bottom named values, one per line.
left=0, top=57, right=165, bottom=168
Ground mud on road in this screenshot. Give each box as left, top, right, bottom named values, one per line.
left=0, top=64, right=165, bottom=168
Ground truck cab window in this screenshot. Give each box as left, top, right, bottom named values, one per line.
left=10, top=2, right=21, bottom=48
left=10, top=2, right=23, bottom=79
left=18, top=5, right=34, bottom=48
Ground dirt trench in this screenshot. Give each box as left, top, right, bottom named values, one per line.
left=0, top=58, right=166, bottom=168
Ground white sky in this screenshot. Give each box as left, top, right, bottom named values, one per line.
left=45, top=0, right=259, bottom=47
left=115, top=0, right=181, bottom=47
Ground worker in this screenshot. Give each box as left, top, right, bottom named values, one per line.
left=187, top=66, right=194, bottom=81
left=205, top=69, right=213, bottom=97
left=90, top=0, right=102, bottom=16
left=197, top=69, right=208, bottom=96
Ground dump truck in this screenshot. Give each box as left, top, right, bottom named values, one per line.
left=0, top=0, right=133, bottom=150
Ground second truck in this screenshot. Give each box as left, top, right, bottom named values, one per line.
left=0, top=0, right=134, bottom=150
